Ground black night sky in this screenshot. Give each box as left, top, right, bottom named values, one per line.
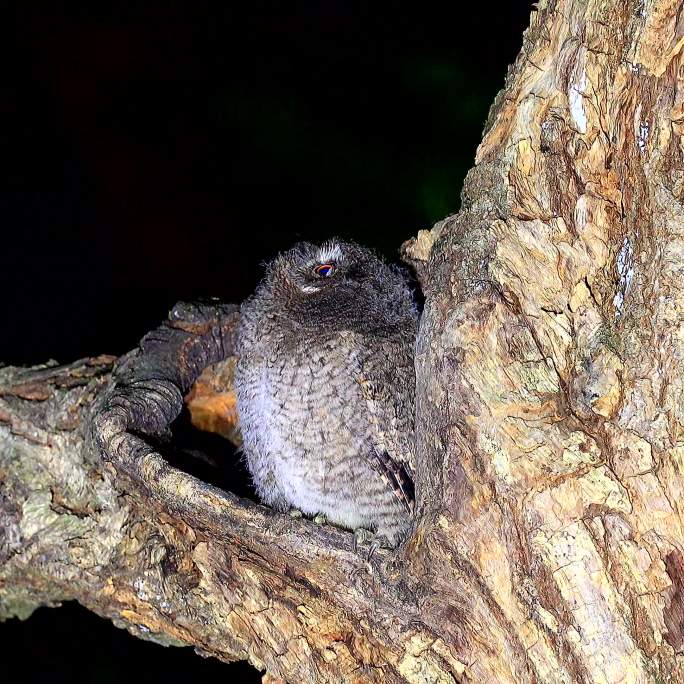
left=4, top=2, right=533, bottom=682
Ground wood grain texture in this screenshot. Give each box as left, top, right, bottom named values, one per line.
left=402, top=0, right=684, bottom=680
left=4, top=1, right=684, bottom=682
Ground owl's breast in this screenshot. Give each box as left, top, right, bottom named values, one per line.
left=262, top=342, right=372, bottom=515
left=269, top=342, right=366, bottom=456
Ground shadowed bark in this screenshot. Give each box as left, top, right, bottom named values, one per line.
left=4, top=1, right=684, bottom=682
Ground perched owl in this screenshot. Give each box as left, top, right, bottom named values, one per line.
left=235, top=239, right=417, bottom=548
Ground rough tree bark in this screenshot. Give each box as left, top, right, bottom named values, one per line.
left=3, top=1, right=684, bottom=682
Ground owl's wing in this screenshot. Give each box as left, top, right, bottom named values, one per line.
left=352, top=334, right=416, bottom=513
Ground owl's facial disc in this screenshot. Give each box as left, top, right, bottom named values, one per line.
left=295, top=242, right=342, bottom=293
left=286, top=240, right=373, bottom=296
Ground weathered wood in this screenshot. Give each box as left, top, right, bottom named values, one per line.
left=4, top=1, right=684, bottom=682
left=403, top=0, right=684, bottom=680
left=1, top=303, right=456, bottom=683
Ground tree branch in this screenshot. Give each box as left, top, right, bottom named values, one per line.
left=1, top=303, right=468, bottom=683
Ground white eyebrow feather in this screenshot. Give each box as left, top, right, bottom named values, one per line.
left=317, top=242, right=342, bottom=263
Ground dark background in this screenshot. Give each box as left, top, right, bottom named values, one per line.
left=4, top=2, right=532, bottom=682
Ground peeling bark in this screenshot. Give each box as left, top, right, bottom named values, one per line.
left=3, top=1, right=684, bottom=682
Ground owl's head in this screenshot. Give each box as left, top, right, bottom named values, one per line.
left=258, top=239, right=417, bottom=331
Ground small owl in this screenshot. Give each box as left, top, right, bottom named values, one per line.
left=235, top=239, right=417, bottom=547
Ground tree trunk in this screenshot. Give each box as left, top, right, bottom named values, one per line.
left=3, top=1, right=684, bottom=682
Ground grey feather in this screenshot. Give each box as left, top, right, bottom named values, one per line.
left=234, top=239, right=418, bottom=547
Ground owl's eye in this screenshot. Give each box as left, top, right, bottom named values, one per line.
left=313, top=263, right=334, bottom=277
